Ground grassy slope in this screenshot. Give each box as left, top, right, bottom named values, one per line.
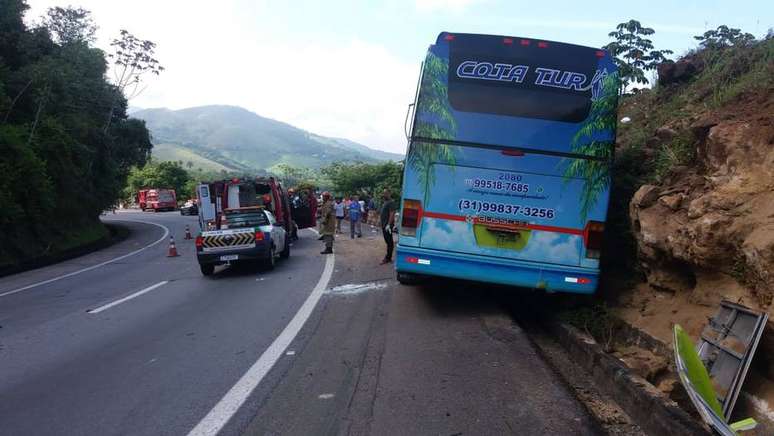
left=151, top=143, right=235, bottom=172
left=0, top=221, right=108, bottom=269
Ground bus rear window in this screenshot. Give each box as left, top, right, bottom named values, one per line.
left=447, top=40, right=599, bottom=122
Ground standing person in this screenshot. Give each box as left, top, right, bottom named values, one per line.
left=349, top=194, right=362, bottom=238
left=288, top=188, right=300, bottom=241
left=379, top=190, right=396, bottom=264
left=334, top=197, right=345, bottom=234
left=367, top=197, right=376, bottom=225
left=319, top=192, right=335, bottom=254
left=359, top=196, right=367, bottom=223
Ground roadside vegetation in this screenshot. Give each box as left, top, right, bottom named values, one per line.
left=0, top=2, right=159, bottom=267
left=122, top=157, right=404, bottom=206
left=601, top=22, right=773, bottom=277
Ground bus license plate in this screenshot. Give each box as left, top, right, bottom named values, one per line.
left=220, top=254, right=238, bottom=261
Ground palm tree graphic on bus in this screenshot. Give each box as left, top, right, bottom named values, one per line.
left=563, top=71, right=619, bottom=221
left=408, top=51, right=457, bottom=194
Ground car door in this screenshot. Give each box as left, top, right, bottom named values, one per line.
left=264, top=211, right=285, bottom=251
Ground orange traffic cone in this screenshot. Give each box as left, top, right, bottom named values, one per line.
left=167, top=236, right=179, bottom=257
left=184, top=225, right=192, bottom=240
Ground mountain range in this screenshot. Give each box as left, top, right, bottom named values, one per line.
left=131, top=105, right=403, bottom=172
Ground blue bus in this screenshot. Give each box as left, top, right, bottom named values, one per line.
left=395, top=32, right=619, bottom=294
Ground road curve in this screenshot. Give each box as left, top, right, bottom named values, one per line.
left=0, top=210, right=329, bottom=436
left=0, top=210, right=600, bottom=436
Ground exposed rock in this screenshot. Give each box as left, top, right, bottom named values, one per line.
left=658, top=193, right=684, bottom=211
left=613, top=345, right=668, bottom=381
left=630, top=110, right=774, bottom=307
left=631, top=185, right=660, bottom=209
left=657, top=57, right=703, bottom=85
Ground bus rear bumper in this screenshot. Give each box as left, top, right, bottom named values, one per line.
left=395, top=245, right=598, bottom=294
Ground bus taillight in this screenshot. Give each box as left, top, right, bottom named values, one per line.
left=400, top=199, right=423, bottom=237
left=583, top=221, right=605, bottom=259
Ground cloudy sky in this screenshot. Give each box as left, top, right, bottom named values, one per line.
left=26, top=0, right=772, bottom=153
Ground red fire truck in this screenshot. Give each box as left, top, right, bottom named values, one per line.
left=138, top=188, right=177, bottom=212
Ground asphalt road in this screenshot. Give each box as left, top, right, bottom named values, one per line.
left=0, top=210, right=599, bottom=435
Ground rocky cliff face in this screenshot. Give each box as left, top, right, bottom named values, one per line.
left=629, top=92, right=774, bottom=310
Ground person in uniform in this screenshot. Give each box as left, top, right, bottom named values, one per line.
left=319, top=192, right=335, bottom=254
left=379, top=190, right=396, bottom=264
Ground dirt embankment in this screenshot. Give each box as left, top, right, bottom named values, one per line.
left=627, top=92, right=774, bottom=328
left=600, top=38, right=774, bottom=428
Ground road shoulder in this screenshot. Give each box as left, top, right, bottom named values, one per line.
left=243, top=230, right=600, bottom=435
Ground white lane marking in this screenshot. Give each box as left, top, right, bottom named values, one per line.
left=187, top=253, right=335, bottom=436
left=0, top=220, right=170, bottom=298
left=87, top=281, right=169, bottom=314
left=318, top=393, right=334, bottom=400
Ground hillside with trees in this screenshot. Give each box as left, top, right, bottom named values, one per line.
left=133, top=105, right=403, bottom=172
left=0, top=1, right=156, bottom=268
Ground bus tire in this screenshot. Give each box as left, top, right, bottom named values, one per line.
left=397, top=271, right=421, bottom=286
left=200, top=264, right=214, bottom=276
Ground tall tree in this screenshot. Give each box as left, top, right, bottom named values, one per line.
left=0, top=3, right=155, bottom=264
left=105, top=29, right=164, bottom=131
left=125, top=161, right=190, bottom=200
left=41, top=6, right=97, bottom=44
left=604, top=20, right=673, bottom=92
left=695, top=25, right=756, bottom=49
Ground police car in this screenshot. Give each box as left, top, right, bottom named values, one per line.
left=195, top=207, right=289, bottom=276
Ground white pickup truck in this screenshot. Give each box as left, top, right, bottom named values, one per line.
left=195, top=207, right=289, bottom=276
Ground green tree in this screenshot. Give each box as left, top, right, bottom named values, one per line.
left=0, top=2, right=155, bottom=265
left=322, top=161, right=403, bottom=200
left=604, top=20, right=673, bottom=92
left=126, top=161, right=190, bottom=200
left=41, top=6, right=97, bottom=44
left=695, top=25, right=756, bottom=49
left=274, top=163, right=318, bottom=188
left=105, top=29, right=164, bottom=131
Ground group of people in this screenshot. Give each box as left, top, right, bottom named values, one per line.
left=318, top=190, right=396, bottom=265
left=333, top=194, right=371, bottom=239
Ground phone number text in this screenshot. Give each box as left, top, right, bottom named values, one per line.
left=458, top=199, right=556, bottom=219
left=464, top=178, right=529, bottom=193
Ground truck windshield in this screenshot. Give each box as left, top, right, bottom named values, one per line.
left=158, top=191, right=174, bottom=202
left=224, top=209, right=269, bottom=228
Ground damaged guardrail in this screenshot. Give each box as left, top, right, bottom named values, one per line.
left=674, top=300, right=767, bottom=435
